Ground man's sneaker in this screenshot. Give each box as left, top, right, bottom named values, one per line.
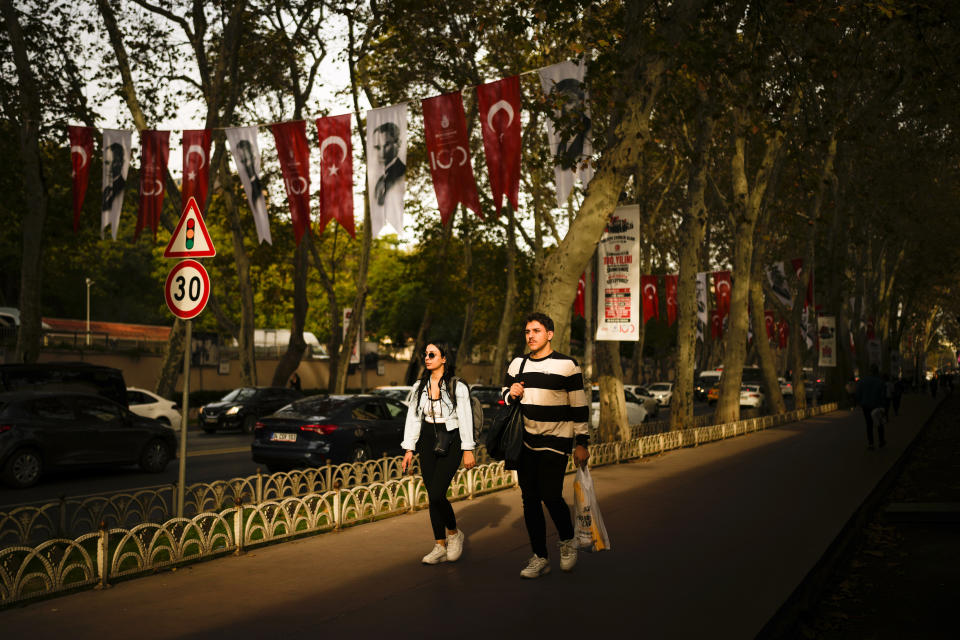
left=446, top=529, right=464, bottom=562
left=421, top=543, right=447, bottom=565
left=520, top=555, right=551, bottom=579
left=559, top=538, right=578, bottom=572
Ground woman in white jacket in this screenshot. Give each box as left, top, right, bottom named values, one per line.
left=401, top=340, right=476, bottom=564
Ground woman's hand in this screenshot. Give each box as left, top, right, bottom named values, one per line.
left=462, top=450, right=476, bottom=469
left=401, top=450, right=415, bottom=474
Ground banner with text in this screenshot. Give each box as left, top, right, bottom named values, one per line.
left=596, top=205, right=640, bottom=341
left=818, top=315, right=836, bottom=367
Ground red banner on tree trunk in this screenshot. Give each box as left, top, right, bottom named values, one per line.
left=182, top=129, right=212, bottom=211
left=764, top=310, right=776, bottom=340
left=664, top=274, right=678, bottom=326
left=791, top=258, right=813, bottom=308
left=476, top=76, right=521, bottom=216
left=778, top=319, right=789, bottom=349
left=713, top=270, right=732, bottom=320
left=136, top=130, right=170, bottom=241
left=271, top=120, right=311, bottom=244
left=422, top=92, right=481, bottom=224
left=574, top=271, right=586, bottom=318
left=68, top=126, right=95, bottom=233
left=316, top=114, right=354, bottom=237
left=641, top=275, right=659, bottom=322
left=711, top=309, right=723, bottom=339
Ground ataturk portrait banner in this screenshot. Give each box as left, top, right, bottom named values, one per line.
left=596, top=205, right=640, bottom=342
left=422, top=91, right=481, bottom=225
left=181, top=129, right=212, bottom=211
left=101, top=129, right=132, bottom=241
left=271, top=120, right=311, bottom=244
left=539, top=59, right=594, bottom=207
left=226, top=126, right=271, bottom=244
left=316, top=114, right=354, bottom=237
left=136, top=129, right=170, bottom=241
left=68, top=125, right=94, bottom=233
left=366, top=103, right=408, bottom=237
left=476, top=75, right=521, bottom=215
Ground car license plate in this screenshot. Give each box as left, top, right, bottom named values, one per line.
left=205, top=416, right=218, bottom=423
left=270, top=432, right=296, bottom=442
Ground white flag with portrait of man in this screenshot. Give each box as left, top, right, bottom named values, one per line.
left=696, top=272, right=709, bottom=342
left=366, top=104, right=408, bottom=237
left=539, top=59, right=594, bottom=207
left=100, top=129, right=132, bottom=240
left=226, top=126, right=271, bottom=244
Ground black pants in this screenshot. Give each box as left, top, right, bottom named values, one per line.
left=517, top=445, right=574, bottom=559
left=862, top=406, right=885, bottom=447
left=416, top=420, right=462, bottom=540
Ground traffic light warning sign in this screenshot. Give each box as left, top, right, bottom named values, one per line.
left=164, top=197, right=216, bottom=258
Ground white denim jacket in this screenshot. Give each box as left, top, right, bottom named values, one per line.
left=402, top=379, right=475, bottom=451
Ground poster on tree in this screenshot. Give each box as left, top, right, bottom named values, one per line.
left=818, top=315, right=836, bottom=367
left=596, top=205, right=640, bottom=342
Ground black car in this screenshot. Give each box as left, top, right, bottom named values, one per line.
left=469, top=385, right=504, bottom=435
left=199, top=386, right=302, bottom=434
left=251, top=394, right=408, bottom=471
left=0, top=362, right=129, bottom=408
left=0, top=391, right=178, bottom=488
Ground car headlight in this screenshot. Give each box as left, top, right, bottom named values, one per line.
left=226, top=406, right=241, bottom=416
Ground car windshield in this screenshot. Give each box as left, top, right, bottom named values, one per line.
left=278, top=397, right=347, bottom=417
left=471, top=387, right=501, bottom=403
left=221, top=387, right=258, bottom=402
left=650, top=384, right=670, bottom=391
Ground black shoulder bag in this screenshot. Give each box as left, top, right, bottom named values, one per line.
left=486, top=356, right=528, bottom=467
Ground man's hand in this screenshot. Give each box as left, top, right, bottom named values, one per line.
left=509, top=381, right=525, bottom=399
left=573, top=444, right=589, bottom=468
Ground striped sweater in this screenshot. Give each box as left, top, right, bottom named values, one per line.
left=502, top=351, right=590, bottom=455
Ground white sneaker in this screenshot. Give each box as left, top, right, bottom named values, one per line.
left=421, top=543, right=447, bottom=565
left=520, top=555, right=551, bottom=579
left=446, top=530, right=464, bottom=562
left=559, top=538, right=578, bottom=572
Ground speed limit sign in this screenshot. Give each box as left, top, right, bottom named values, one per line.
left=164, top=259, right=210, bottom=319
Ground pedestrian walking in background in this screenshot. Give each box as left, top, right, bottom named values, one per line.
left=288, top=372, right=301, bottom=391
left=401, top=341, right=476, bottom=565
left=503, top=312, right=590, bottom=579
left=856, top=365, right=887, bottom=450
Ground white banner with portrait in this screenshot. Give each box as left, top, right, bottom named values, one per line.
left=226, top=126, right=271, bottom=244
left=539, top=59, right=594, bottom=207
left=596, top=205, right=640, bottom=341
left=101, top=129, right=132, bottom=240
left=366, top=104, right=408, bottom=237
left=818, top=315, right=836, bottom=367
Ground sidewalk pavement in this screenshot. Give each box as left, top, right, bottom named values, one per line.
left=0, top=395, right=939, bottom=639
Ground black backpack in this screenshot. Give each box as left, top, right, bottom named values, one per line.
left=452, top=377, right=484, bottom=445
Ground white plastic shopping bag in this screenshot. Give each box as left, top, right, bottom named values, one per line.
left=573, top=465, right=611, bottom=552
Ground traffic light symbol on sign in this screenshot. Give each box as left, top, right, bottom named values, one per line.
left=186, top=219, right=195, bottom=250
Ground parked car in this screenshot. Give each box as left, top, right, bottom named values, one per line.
left=469, top=385, right=504, bottom=436
left=127, top=387, right=182, bottom=428
left=0, top=391, right=177, bottom=488
left=778, top=377, right=794, bottom=396
left=695, top=370, right=722, bottom=402
left=251, top=394, right=408, bottom=471
left=199, top=386, right=302, bottom=434
left=622, top=385, right=659, bottom=419
left=371, top=385, right=414, bottom=403
left=740, top=384, right=765, bottom=409
left=648, top=382, right=674, bottom=407
left=589, top=387, right=650, bottom=426
left=0, top=362, right=128, bottom=408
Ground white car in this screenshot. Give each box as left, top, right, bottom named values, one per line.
left=739, top=384, right=765, bottom=409
left=589, top=387, right=649, bottom=426
left=622, top=385, right=660, bottom=418
left=647, top=382, right=674, bottom=407
left=778, top=377, right=794, bottom=396
left=371, top=385, right=415, bottom=404
left=126, top=387, right=182, bottom=429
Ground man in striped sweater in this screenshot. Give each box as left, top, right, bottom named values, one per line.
left=503, top=312, right=590, bottom=579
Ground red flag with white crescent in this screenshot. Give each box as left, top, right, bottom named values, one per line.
left=764, top=310, right=775, bottom=340
left=866, top=317, right=876, bottom=340
left=182, top=129, right=212, bottom=211
left=664, top=275, right=678, bottom=326
left=68, top=126, right=95, bottom=233
left=316, top=114, right=354, bottom=237
left=713, top=270, right=732, bottom=320
left=422, top=92, right=481, bottom=225
left=641, top=275, right=659, bottom=322
left=790, top=258, right=813, bottom=308
left=574, top=271, right=586, bottom=318
left=475, top=76, right=521, bottom=216
left=136, top=130, right=170, bottom=241
left=778, top=319, right=789, bottom=349
left=270, top=120, right=311, bottom=244
left=711, top=309, right=723, bottom=339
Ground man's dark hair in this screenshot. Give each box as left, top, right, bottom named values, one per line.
left=525, top=312, right=554, bottom=333
left=374, top=121, right=399, bottom=142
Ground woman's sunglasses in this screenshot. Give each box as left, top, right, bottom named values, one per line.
left=423, top=351, right=440, bottom=360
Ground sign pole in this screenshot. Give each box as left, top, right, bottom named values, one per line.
left=177, top=319, right=192, bottom=518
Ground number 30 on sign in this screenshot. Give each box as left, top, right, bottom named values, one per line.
left=164, top=259, right=210, bottom=319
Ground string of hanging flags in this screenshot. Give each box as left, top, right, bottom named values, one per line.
left=66, top=60, right=594, bottom=245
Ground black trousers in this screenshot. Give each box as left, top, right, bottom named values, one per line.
left=416, top=420, right=462, bottom=540
left=862, top=406, right=886, bottom=446
left=517, top=445, right=574, bottom=559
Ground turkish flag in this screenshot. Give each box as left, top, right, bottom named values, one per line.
left=711, top=309, right=723, bottom=339
left=422, top=92, right=481, bottom=225
left=713, top=270, right=732, bottom=320
left=778, top=319, right=789, bottom=349
left=316, top=114, right=354, bottom=237
left=664, top=275, right=678, bottom=326
left=476, top=76, right=521, bottom=216
left=68, top=126, right=95, bottom=233
left=790, top=258, right=813, bottom=308
left=271, top=120, right=311, bottom=244
left=574, top=271, right=586, bottom=318
left=136, top=130, right=170, bottom=241
left=641, top=275, right=659, bottom=323
left=764, top=310, right=775, bottom=340
left=866, top=317, right=876, bottom=340
left=182, top=129, right=212, bottom=211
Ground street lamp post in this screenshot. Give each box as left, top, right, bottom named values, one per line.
left=85, top=278, right=94, bottom=346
